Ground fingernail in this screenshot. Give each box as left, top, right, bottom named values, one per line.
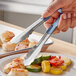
left=44, top=24, right=51, bottom=29
left=53, top=30, right=60, bottom=34
left=61, top=26, right=66, bottom=30
left=74, top=12, right=76, bottom=17
left=63, top=14, right=67, bottom=19
left=68, top=13, right=71, bottom=18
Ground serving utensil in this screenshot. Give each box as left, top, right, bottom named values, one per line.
left=10, top=8, right=62, bottom=66
left=24, top=14, right=62, bottom=66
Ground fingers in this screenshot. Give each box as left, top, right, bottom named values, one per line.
left=58, top=12, right=76, bottom=32
left=58, top=13, right=67, bottom=32
left=44, top=12, right=76, bottom=34
left=42, top=0, right=64, bottom=17
left=44, top=11, right=60, bottom=29
left=70, top=13, right=76, bottom=28
left=44, top=17, right=54, bottom=26
left=45, top=11, right=60, bottom=24
left=44, top=16, right=54, bottom=29
left=44, top=19, right=60, bottom=34
left=58, top=13, right=72, bottom=32
left=62, top=13, right=71, bottom=32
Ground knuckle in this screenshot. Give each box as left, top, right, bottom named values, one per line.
left=70, top=25, right=75, bottom=28
left=70, top=23, right=75, bottom=28
left=62, top=29, right=67, bottom=32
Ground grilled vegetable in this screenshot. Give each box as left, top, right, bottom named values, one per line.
left=41, top=60, right=50, bottom=73
left=31, top=57, right=42, bottom=65
left=32, top=54, right=51, bottom=65
left=42, top=55, right=51, bottom=60
left=49, top=56, right=64, bottom=66
left=61, top=57, right=71, bottom=66
left=50, top=67, right=63, bottom=75
left=50, top=56, right=61, bottom=60
left=26, top=65, right=41, bottom=72
left=58, top=63, right=67, bottom=70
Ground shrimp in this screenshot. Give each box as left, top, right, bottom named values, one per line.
left=2, top=42, right=16, bottom=52
left=7, top=68, right=28, bottom=76
left=15, top=38, right=29, bottom=51
left=1, top=31, right=15, bottom=43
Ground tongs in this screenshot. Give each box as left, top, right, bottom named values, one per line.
left=10, top=8, right=62, bottom=66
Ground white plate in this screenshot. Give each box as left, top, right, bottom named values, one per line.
left=0, top=24, right=53, bottom=54
left=0, top=53, right=76, bottom=76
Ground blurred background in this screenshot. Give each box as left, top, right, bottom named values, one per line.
left=0, top=0, right=76, bottom=44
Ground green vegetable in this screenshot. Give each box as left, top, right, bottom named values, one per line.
left=26, top=65, right=41, bottom=72
left=32, top=54, right=51, bottom=65
left=42, top=55, right=51, bottom=60
left=31, top=56, right=42, bottom=64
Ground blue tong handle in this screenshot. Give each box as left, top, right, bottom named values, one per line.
left=44, top=8, right=62, bottom=34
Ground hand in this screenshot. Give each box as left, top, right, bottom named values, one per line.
left=43, top=0, right=76, bottom=34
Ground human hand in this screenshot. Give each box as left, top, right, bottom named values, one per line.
left=43, top=0, right=76, bottom=34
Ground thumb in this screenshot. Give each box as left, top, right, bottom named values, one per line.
left=43, top=0, right=64, bottom=18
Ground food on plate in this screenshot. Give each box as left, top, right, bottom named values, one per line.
left=41, top=60, right=50, bottom=73
left=26, top=65, right=41, bottom=72
left=50, top=67, right=63, bottom=75
left=31, top=54, right=51, bottom=65
left=15, top=38, right=29, bottom=51
left=4, top=62, right=13, bottom=74
left=28, top=41, right=37, bottom=47
left=12, top=58, right=25, bottom=69
left=22, top=38, right=30, bottom=46
left=7, top=68, right=28, bottom=76
left=15, top=39, right=37, bottom=51
left=4, top=58, right=25, bottom=74
left=49, top=56, right=64, bottom=66
left=1, top=31, right=15, bottom=43
left=2, top=42, right=16, bottom=52
left=61, top=57, right=71, bottom=66
left=58, top=63, right=67, bottom=70
left=4, top=54, right=72, bottom=75
left=15, top=42, right=28, bottom=51
left=31, top=55, right=71, bottom=75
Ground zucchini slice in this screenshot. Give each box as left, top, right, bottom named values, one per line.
left=61, top=57, right=71, bottom=66
left=41, top=60, right=51, bottom=73
left=31, top=57, right=42, bottom=65
left=26, top=65, right=41, bottom=72
left=50, top=67, right=63, bottom=75
left=42, top=55, right=51, bottom=60
left=32, top=54, right=51, bottom=65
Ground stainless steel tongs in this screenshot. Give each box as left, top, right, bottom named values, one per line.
left=10, top=8, right=62, bottom=66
